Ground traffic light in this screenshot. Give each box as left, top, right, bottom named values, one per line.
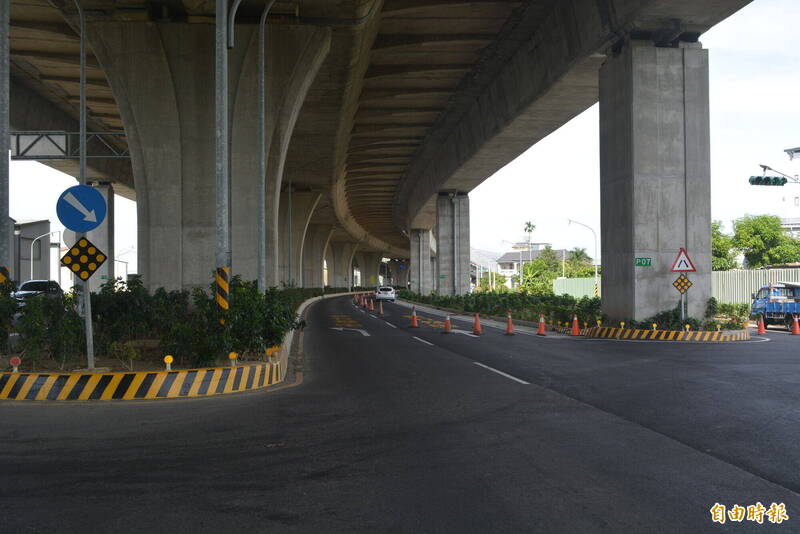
left=749, top=175, right=788, bottom=186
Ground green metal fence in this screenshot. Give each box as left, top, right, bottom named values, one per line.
left=552, top=269, right=800, bottom=303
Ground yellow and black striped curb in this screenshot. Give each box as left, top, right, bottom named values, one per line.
left=553, top=326, right=589, bottom=336
left=0, top=361, right=282, bottom=402
left=585, top=327, right=751, bottom=342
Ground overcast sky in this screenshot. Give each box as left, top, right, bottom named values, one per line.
left=9, top=0, right=800, bottom=276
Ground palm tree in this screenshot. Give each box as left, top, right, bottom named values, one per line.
left=523, top=222, right=535, bottom=285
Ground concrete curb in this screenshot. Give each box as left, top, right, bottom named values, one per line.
left=585, top=326, right=751, bottom=342
left=0, top=290, right=359, bottom=402
left=0, top=361, right=282, bottom=402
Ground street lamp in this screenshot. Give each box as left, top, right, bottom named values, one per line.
left=30, top=230, right=61, bottom=282
left=568, top=219, right=599, bottom=290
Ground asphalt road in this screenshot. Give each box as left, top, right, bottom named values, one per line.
left=1, top=295, right=799, bottom=533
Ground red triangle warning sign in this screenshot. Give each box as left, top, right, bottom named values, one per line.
left=670, top=248, right=696, bottom=273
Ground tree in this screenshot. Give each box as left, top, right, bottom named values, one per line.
left=478, top=273, right=507, bottom=291
left=566, top=247, right=594, bottom=278
left=732, top=215, right=800, bottom=268
left=520, top=246, right=560, bottom=294
left=711, top=221, right=737, bottom=271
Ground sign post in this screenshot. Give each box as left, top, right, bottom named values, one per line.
left=57, top=185, right=107, bottom=369
left=671, top=248, right=697, bottom=322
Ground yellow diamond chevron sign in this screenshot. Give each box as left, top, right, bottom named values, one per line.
left=672, top=273, right=692, bottom=294
left=61, top=238, right=107, bottom=281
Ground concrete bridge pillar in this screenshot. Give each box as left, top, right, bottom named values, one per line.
left=302, top=224, right=333, bottom=289
left=278, top=189, right=320, bottom=287
left=435, top=193, right=470, bottom=295
left=355, top=251, right=383, bottom=289
left=87, top=22, right=330, bottom=290
left=600, top=40, right=711, bottom=321
left=410, top=229, right=432, bottom=294
left=329, top=241, right=358, bottom=289
left=388, top=259, right=409, bottom=288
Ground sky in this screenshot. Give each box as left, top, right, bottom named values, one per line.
left=469, top=0, right=800, bottom=260
left=8, top=0, right=800, bottom=275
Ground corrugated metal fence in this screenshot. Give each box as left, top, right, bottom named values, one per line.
left=553, top=269, right=800, bottom=303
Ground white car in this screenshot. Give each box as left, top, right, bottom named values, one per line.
left=374, top=286, right=396, bottom=302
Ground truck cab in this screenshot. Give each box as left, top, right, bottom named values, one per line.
left=751, top=282, right=800, bottom=329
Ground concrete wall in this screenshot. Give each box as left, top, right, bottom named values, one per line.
left=278, top=190, right=320, bottom=287
left=329, top=241, right=358, bottom=289
left=600, top=41, right=711, bottom=321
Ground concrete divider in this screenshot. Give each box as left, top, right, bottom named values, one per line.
left=585, top=327, right=751, bottom=342
left=0, top=361, right=282, bottom=402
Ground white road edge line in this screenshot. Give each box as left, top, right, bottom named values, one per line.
left=473, top=362, right=529, bottom=385
left=385, top=321, right=397, bottom=329
left=412, top=336, right=434, bottom=346
left=369, top=314, right=377, bottom=319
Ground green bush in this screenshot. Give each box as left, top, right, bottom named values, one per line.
left=17, top=293, right=84, bottom=367
left=397, top=290, right=602, bottom=324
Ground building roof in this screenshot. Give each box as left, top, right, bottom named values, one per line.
left=496, top=249, right=569, bottom=264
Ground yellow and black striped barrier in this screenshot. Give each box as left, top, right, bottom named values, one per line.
left=0, top=266, right=9, bottom=284
left=215, top=266, right=230, bottom=323
left=0, top=361, right=282, bottom=402
left=585, top=327, right=750, bottom=342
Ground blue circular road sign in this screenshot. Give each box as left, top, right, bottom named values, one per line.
left=56, top=185, right=107, bottom=233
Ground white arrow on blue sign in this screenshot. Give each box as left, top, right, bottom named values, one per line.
left=56, top=185, right=107, bottom=233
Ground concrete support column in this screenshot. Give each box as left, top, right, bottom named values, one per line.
left=87, top=22, right=330, bottom=290
left=278, top=190, right=320, bottom=287
left=600, top=41, right=711, bottom=321
left=86, top=182, right=114, bottom=292
left=435, top=193, right=470, bottom=295
left=302, top=224, right=333, bottom=288
left=410, top=229, right=432, bottom=294
left=355, top=250, right=383, bottom=289
left=388, top=259, right=409, bottom=287
left=329, top=241, right=358, bottom=289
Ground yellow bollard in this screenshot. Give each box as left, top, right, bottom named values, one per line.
left=228, top=351, right=238, bottom=367
left=652, top=323, right=657, bottom=331
left=596, top=319, right=602, bottom=327
left=620, top=321, right=625, bottom=329
left=716, top=324, right=722, bottom=332
left=684, top=324, right=690, bottom=332
left=163, top=355, right=173, bottom=372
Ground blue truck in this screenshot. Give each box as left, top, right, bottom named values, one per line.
left=751, top=282, right=800, bottom=330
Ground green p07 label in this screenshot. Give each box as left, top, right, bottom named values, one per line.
left=635, top=257, right=652, bottom=267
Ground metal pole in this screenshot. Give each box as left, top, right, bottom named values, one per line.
left=73, top=0, right=94, bottom=369
left=257, top=1, right=275, bottom=292
left=215, top=0, right=230, bottom=272
left=0, top=0, right=10, bottom=277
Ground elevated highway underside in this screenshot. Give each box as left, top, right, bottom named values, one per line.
left=6, top=0, right=751, bottom=318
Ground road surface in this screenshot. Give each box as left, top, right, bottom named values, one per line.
left=1, top=295, right=798, bottom=532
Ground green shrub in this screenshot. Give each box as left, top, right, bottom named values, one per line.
left=17, top=293, right=84, bottom=367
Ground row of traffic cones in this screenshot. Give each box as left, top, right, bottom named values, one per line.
left=407, top=307, right=582, bottom=338
left=355, top=294, right=384, bottom=316
left=756, top=314, right=800, bottom=335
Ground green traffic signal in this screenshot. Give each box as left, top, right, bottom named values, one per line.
left=749, top=175, right=787, bottom=186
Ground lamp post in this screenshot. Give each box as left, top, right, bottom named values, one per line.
left=568, top=219, right=599, bottom=289
left=30, top=230, right=60, bottom=281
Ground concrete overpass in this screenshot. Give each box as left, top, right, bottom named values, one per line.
left=2, top=0, right=752, bottom=319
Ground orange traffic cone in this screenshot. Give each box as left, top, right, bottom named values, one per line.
left=473, top=313, right=482, bottom=335
left=757, top=315, right=766, bottom=335
left=410, top=307, right=419, bottom=328
left=362, top=296, right=368, bottom=309
left=369, top=299, right=375, bottom=312
left=505, top=309, right=514, bottom=335
left=378, top=301, right=384, bottom=317
left=570, top=315, right=580, bottom=336
left=792, top=315, right=800, bottom=335
left=443, top=314, right=452, bottom=333
left=536, top=314, right=547, bottom=336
